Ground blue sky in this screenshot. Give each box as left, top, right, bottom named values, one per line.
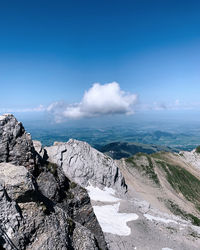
left=0, top=0, right=200, bottom=121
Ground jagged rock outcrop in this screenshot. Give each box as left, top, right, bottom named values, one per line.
left=179, top=148, right=200, bottom=170
left=0, top=175, right=99, bottom=250
left=0, top=114, right=108, bottom=250
left=33, top=140, right=46, bottom=161
left=45, top=139, right=127, bottom=192
left=0, top=114, right=37, bottom=173
left=36, top=164, right=107, bottom=249
left=0, top=163, right=35, bottom=202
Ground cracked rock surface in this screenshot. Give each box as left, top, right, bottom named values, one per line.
left=0, top=114, right=38, bottom=173
left=45, top=139, right=127, bottom=193
left=0, top=114, right=107, bottom=250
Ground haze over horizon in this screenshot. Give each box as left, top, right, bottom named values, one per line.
left=1, top=0, right=200, bottom=124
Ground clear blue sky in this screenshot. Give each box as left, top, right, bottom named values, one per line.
left=0, top=0, right=200, bottom=117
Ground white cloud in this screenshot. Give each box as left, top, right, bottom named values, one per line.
left=139, top=99, right=200, bottom=112
left=0, top=105, right=45, bottom=113
left=47, top=82, right=138, bottom=121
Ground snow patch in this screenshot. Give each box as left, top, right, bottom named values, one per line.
left=93, top=202, right=138, bottom=236
left=162, top=248, right=173, bottom=250
left=86, top=185, right=121, bottom=202
left=144, top=214, right=178, bottom=224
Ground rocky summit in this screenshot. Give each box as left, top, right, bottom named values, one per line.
left=1, top=114, right=200, bottom=250
left=0, top=114, right=37, bottom=173
left=0, top=114, right=107, bottom=250
left=45, top=139, right=127, bottom=192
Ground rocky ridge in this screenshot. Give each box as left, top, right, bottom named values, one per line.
left=2, top=114, right=200, bottom=250
left=0, top=114, right=37, bottom=173
left=44, top=137, right=200, bottom=249
left=45, top=139, right=127, bottom=192
left=0, top=114, right=108, bottom=250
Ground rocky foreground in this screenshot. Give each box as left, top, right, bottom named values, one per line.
left=1, top=114, right=200, bottom=250
left=0, top=114, right=110, bottom=249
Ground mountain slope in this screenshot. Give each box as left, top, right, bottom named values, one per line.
left=2, top=114, right=200, bottom=250
left=121, top=151, right=200, bottom=227
left=45, top=139, right=200, bottom=249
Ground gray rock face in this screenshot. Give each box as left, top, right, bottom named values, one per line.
left=33, top=140, right=46, bottom=160
left=0, top=163, right=35, bottom=202
left=45, top=139, right=127, bottom=192
left=0, top=114, right=108, bottom=250
left=36, top=166, right=107, bottom=250
left=59, top=178, right=107, bottom=249
left=73, top=224, right=98, bottom=250
left=0, top=114, right=37, bottom=173
left=0, top=162, right=106, bottom=250
left=0, top=182, right=23, bottom=249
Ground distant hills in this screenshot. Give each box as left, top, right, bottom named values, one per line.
left=24, top=120, right=200, bottom=152
left=95, top=141, right=175, bottom=159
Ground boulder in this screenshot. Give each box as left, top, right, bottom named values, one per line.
left=0, top=162, right=35, bottom=202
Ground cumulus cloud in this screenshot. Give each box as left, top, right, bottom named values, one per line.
left=47, top=82, right=138, bottom=121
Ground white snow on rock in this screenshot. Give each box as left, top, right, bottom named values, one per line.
left=144, top=214, right=178, bottom=224
left=93, top=202, right=138, bottom=236
left=86, top=184, right=121, bottom=202
left=162, top=248, right=173, bottom=250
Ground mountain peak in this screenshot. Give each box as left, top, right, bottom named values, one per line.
left=0, top=113, right=37, bottom=173
left=45, top=138, right=127, bottom=193
left=0, top=114, right=108, bottom=250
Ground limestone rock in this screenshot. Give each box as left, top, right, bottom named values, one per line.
left=0, top=163, right=35, bottom=202
left=179, top=149, right=200, bottom=170
left=45, top=139, right=127, bottom=193
left=0, top=163, right=106, bottom=250
left=0, top=114, right=107, bottom=250
left=33, top=140, right=46, bottom=160
left=37, top=170, right=60, bottom=201
left=0, top=182, right=23, bottom=250
left=0, top=114, right=37, bottom=173
left=73, top=223, right=99, bottom=250
left=36, top=165, right=108, bottom=250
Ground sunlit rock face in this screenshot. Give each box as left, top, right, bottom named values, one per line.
left=0, top=114, right=37, bottom=173
left=45, top=139, right=127, bottom=193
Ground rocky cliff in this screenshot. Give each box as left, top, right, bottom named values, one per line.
left=0, top=114, right=37, bottom=173
left=0, top=114, right=107, bottom=250
left=45, top=139, right=127, bottom=192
